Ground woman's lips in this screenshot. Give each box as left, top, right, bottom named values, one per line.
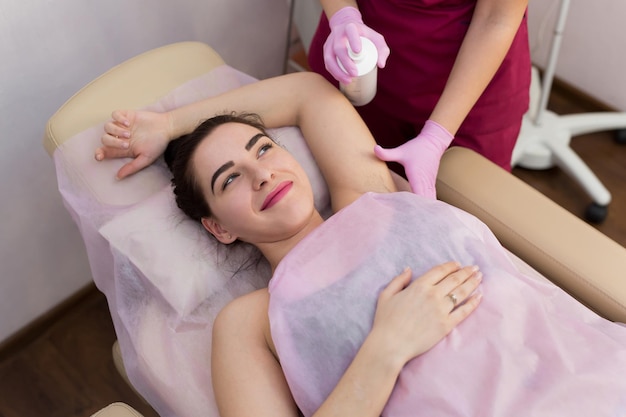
left=262, top=181, right=293, bottom=210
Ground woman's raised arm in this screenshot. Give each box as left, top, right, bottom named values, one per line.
left=96, top=72, right=395, bottom=210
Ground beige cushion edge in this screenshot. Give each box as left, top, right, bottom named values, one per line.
left=438, top=147, right=626, bottom=323
left=112, top=341, right=150, bottom=405
left=90, top=402, right=144, bottom=417
left=44, top=41, right=225, bottom=156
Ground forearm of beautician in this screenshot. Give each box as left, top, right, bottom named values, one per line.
left=428, top=0, right=528, bottom=135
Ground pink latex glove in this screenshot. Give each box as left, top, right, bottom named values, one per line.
left=324, top=6, right=390, bottom=84
left=374, top=120, right=454, bottom=199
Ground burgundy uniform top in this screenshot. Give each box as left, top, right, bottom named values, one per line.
left=308, top=0, right=531, bottom=170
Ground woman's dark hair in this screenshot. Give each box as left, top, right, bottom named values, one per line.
left=164, top=112, right=272, bottom=275
left=164, top=112, right=270, bottom=222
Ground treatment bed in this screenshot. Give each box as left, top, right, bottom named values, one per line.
left=43, top=42, right=626, bottom=417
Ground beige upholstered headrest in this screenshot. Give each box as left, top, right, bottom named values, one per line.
left=44, top=42, right=224, bottom=155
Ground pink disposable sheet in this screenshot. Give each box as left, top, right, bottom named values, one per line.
left=269, top=192, right=626, bottom=416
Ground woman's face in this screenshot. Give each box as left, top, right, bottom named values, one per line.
left=193, top=122, right=317, bottom=245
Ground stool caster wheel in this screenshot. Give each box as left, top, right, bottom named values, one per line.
left=585, top=202, right=608, bottom=224
left=615, top=128, right=626, bottom=145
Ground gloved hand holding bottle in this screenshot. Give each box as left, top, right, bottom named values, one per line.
left=374, top=120, right=454, bottom=199
left=324, top=6, right=390, bottom=85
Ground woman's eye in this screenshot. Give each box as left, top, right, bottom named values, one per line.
left=258, top=142, right=273, bottom=156
left=222, top=173, right=239, bottom=190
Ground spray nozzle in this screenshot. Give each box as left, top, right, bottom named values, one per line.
left=347, top=42, right=364, bottom=61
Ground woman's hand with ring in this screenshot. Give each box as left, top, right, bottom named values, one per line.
left=369, top=262, right=482, bottom=367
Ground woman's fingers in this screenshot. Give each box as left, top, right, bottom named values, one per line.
left=94, top=132, right=133, bottom=161
left=101, top=133, right=130, bottom=149
left=448, top=292, right=483, bottom=327
left=95, top=109, right=169, bottom=179
left=96, top=118, right=133, bottom=161
left=406, top=262, right=483, bottom=315
left=373, top=262, right=483, bottom=362
left=93, top=147, right=152, bottom=179
left=379, top=267, right=413, bottom=300
left=115, top=154, right=153, bottom=179
left=110, top=109, right=131, bottom=126
left=104, top=119, right=131, bottom=139
left=417, top=261, right=463, bottom=287
left=445, top=269, right=482, bottom=311
left=94, top=145, right=130, bottom=161
left=430, top=264, right=481, bottom=299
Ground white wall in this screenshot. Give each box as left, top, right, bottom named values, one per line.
left=528, top=0, right=626, bottom=111
left=0, top=0, right=289, bottom=344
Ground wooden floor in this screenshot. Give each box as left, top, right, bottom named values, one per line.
left=1, top=78, right=624, bottom=417
left=0, top=288, right=159, bottom=417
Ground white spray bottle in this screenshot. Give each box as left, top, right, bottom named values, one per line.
left=338, top=37, right=378, bottom=106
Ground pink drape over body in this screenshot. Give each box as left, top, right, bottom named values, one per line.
left=269, top=192, right=626, bottom=416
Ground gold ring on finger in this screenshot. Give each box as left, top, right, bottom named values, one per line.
left=447, top=292, right=458, bottom=307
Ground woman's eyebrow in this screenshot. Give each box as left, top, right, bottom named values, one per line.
left=245, top=133, right=267, bottom=151
left=211, top=161, right=234, bottom=194
left=210, top=133, right=267, bottom=194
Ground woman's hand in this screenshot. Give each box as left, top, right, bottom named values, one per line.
left=94, top=109, right=173, bottom=179
left=370, top=262, right=482, bottom=367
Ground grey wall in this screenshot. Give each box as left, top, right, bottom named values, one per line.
left=0, top=0, right=289, bottom=343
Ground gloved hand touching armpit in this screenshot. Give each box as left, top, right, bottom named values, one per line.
left=374, top=120, right=454, bottom=199
left=324, top=6, right=390, bottom=84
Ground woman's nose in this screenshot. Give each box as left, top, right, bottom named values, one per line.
left=253, top=167, right=274, bottom=190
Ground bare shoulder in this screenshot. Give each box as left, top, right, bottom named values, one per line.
left=213, top=288, right=275, bottom=353
left=214, top=288, right=270, bottom=333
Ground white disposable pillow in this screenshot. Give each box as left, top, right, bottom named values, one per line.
left=99, top=124, right=331, bottom=317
